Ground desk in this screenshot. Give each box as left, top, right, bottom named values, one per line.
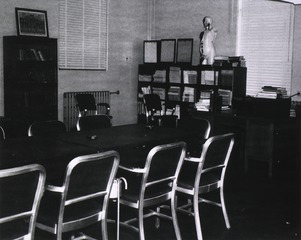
left=0, top=124, right=198, bottom=181
left=191, top=110, right=298, bottom=177
left=49, top=124, right=198, bottom=168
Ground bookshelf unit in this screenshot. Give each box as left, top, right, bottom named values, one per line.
left=3, top=36, right=58, bottom=136
left=137, top=63, right=247, bottom=122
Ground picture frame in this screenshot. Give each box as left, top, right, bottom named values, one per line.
left=143, top=40, right=160, bottom=63
left=160, top=39, right=176, bottom=63
left=15, top=8, right=49, bottom=37
left=176, top=38, right=193, bottom=64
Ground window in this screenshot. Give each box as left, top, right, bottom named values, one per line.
left=59, top=0, right=108, bottom=70
left=237, top=0, right=294, bottom=96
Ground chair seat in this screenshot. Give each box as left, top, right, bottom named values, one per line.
left=121, top=184, right=172, bottom=203
left=177, top=172, right=220, bottom=191
left=37, top=193, right=102, bottom=229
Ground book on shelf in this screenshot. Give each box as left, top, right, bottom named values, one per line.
left=152, top=87, right=165, bottom=99
left=220, top=70, right=233, bottom=87
left=201, top=70, right=215, bottom=85
left=37, top=50, right=45, bottom=61
left=200, top=90, right=213, bottom=99
left=169, top=67, right=181, bottom=83
left=140, top=86, right=151, bottom=95
left=182, top=87, right=195, bottom=102
left=153, top=70, right=166, bottom=83
left=30, top=49, right=40, bottom=61
left=139, top=74, right=152, bottom=82
left=183, top=70, right=197, bottom=84
left=168, top=86, right=181, bottom=101
left=218, top=89, right=232, bottom=106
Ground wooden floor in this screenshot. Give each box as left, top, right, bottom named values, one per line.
left=35, top=157, right=301, bottom=240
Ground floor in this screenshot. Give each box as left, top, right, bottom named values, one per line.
left=35, top=155, right=301, bottom=240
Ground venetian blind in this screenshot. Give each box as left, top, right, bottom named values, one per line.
left=59, top=0, right=108, bottom=70
left=237, top=0, right=294, bottom=96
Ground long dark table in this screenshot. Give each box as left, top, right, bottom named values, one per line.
left=0, top=124, right=198, bottom=183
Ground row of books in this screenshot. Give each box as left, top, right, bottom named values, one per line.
left=213, top=55, right=246, bottom=67
left=19, top=48, right=48, bottom=61
left=182, top=87, right=195, bottom=102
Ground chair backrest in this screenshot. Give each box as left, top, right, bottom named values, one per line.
left=75, top=93, right=111, bottom=118
left=55, top=151, right=119, bottom=237
left=0, top=164, right=46, bottom=239
left=143, top=94, right=162, bottom=117
left=76, top=114, right=111, bottom=131
left=28, top=120, right=67, bottom=137
left=140, top=141, right=186, bottom=206
left=75, top=93, right=97, bottom=113
left=0, top=125, right=5, bottom=140
left=195, top=133, right=235, bottom=190
left=178, top=117, right=211, bottom=139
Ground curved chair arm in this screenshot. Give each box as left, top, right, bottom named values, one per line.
left=119, top=165, right=146, bottom=174
left=184, top=157, right=203, bottom=163
left=45, top=185, right=64, bottom=193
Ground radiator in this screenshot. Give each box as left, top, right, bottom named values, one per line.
left=63, top=91, right=111, bottom=131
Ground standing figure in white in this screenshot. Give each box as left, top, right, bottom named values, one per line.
left=199, top=16, right=217, bottom=65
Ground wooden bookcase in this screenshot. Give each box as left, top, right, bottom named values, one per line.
left=3, top=36, right=58, bottom=136
left=137, top=63, right=247, bottom=122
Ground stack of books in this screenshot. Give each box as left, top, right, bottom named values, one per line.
left=256, top=86, right=287, bottom=99
left=195, top=98, right=211, bottom=111
left=153, top=70, right=166, bottom=82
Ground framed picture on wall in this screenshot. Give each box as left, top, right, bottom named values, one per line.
left=15, top=8, right=49, bottom=37
left=160, top=39, right=176, bottom=63
left=176, top=38, right=193, bottom=64
left=143, top=40, right=160, bottom=63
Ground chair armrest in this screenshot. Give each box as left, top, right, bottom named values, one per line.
left=184, top=157, right=202, bottom=163
left=96, top=103, right=110, bottom=115
left=46, top=184, right=64, bottom=193
left=119, top=165, right=146, bottom=174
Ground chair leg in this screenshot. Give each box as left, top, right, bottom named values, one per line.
left=193, top=194, right=203, bottom=240
left=102, top=217, right=109, bottom=240
left=155, top=206, right=161, bottom=229
left=171, top=196, right=182, bottom=240
left=220, top=186, right=231, bottom=229
left=138, top=207, right=146, bottom=240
